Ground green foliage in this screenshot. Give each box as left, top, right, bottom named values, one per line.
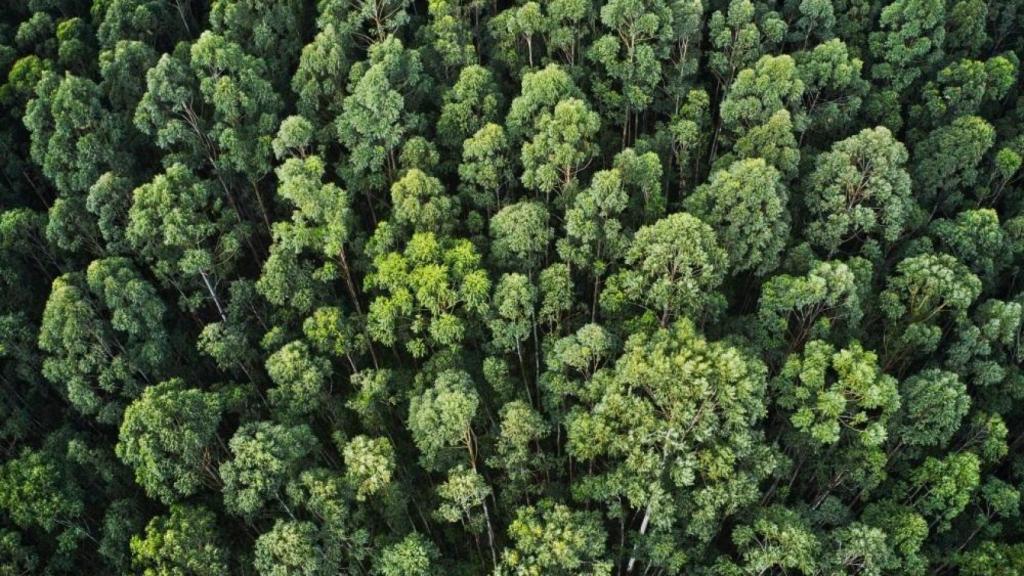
left=220, top=422, right=318, bottom=518
left=39, top=258, right=168, bottom=424
left=342, top=435, right=395, bottom=501
left=4, top=2, right=1024, bottom=574
left=601, top=212, right=727, bottom=324
left=116, top=378, right=222, bottom=504
left=685, top=157, right=789, bottom=275
left=130, top=505, right=228, bottom=576
left=266, top=340, right=333, bottom=419
left=498, top=500, right=611, bottom=575
left=365, top=232, right=490, bottom=357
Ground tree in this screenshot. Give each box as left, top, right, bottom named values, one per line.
left=38, top=258, right=168, bottom=424
left=894, top=369, right=970, bottom=450
left=459, top=123, right=514, bottom=214
left=292, top=5, right=353, bottom=138
left=601, top=212, right=727, bottom=325
left=490, top=201, right=553, bottom=272
left=374, top=533, right=438, bottom=576
left=717, top=54, right=803, bottom=163
left=128, top=163, right=247, bottom=316
left=254, top=520, right=326, bottom=576
left=209, top=0, right=304, bottom=83
left=365, top=232, right=490, bottom=358
left=795, top=39, right=868, bottom=139
left=489, top=400, right=549, bottom=504
left=774, top=340, right=900, bottom=503
left=408, top=369, right=480, bottom=470
left=567, top=319, right=773, bottom=570
left=130, top=505, right=229, bottom=576
left=586, top=0, right=673, bottom=143
left=342, top=435, right=395, bottom=501
left=520, top=97, right=601, bottom=203
left=265, top=341, right=333, bottom=419
left=390, top=168, right=459, bottom=236
left=557, top=168, right=629, bottom=319
left=116, top=378, right=222, bottom=505
left=718, top=506, right=821, bottom=575
left=912, top=115, right=995, bottom=210
left=24, top=71, right=118, bottom=196
left=336, top=37, right=429, bottom=204
left=756, top=259, right=865, bottom=354
left=685, top=158, right=789, bottom=276
left=259, top=154, right=360, bottom=318
left=898, top=452, right=981, bottom=532
left=220, top=422, right=318, bottom=518
left=879, top=253, right=982, bottom=369
left=437, top=65, right=501, bottom=153
left=868, top=0, right=945, bottom=97
left=135, top=32, right=282, bottom=225
left=0, top=446, right=83, bottom=534
left=497, top=500, right=611, bottom=575
left=93, top=0, right=185, bottom=51
left=505, top=64, right=580, bottom=142
left=489, top=273, right=537, bottom=363
left=804, top=126, right=915, bottom=256
left=707, top=0, right=783, bottom=93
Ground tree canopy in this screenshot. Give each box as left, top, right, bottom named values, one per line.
left=3, top=1, right=1024, bottom=574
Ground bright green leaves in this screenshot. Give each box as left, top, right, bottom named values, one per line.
left=366, top=232, right=490, bottom=357
left=375, top=533, right=439, bottom=576
left=116, top=378, right=222, bottom=505
left=130, top=505, right=229, bottom=576
left=899, top=452, right=981, bottom=532
left=498, top=500, right=611, bottom=575
left=722, top=506, right=821, bottom=575
left=567, top=319, right=772, bottom=554
left=434, top=465, right=492, bottom=527
left=341, top=435, right=395, bottom=501
left=391, top=168, right=459, bottom=236
left=775, top=340, right=899, bottom=448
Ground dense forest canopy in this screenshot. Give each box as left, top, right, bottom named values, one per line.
left=2, top=0, right=1024, bottom=574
